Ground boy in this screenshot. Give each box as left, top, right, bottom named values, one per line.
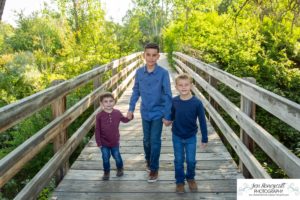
left=95, top=92, right=132, bottom=180
left=127, top=43, right=172, bottom=182
left=171, top=73, right=208, bottom=193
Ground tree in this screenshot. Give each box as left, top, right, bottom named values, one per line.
left=0, top=0, right=6, bottom=21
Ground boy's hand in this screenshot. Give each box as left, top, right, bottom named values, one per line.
left=162, top=118, right=172, bottom=126
left=127, top=111, right=133, bottom=120
left=200, top=142, right=207, bottom=149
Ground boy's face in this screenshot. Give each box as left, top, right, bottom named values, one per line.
left=101, top=97, right=115, bottom=111
left=176, top=79, right=192, bottom=96
left=143, top=48, right=160, bottom=68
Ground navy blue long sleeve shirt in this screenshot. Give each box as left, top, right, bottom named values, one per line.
left=129, top=64, right=172, bottom=121
left=171, top=95, right=208, bottom=143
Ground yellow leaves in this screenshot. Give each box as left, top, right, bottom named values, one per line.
left=0, top=89, right=17, bottom=104
left=0, top=54, right=14, bottom=66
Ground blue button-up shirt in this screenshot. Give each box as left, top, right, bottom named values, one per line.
left=129, top=64, right=172, bottom=121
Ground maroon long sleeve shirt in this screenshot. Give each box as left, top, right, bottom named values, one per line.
left=95, top=109, right=130, bottom=147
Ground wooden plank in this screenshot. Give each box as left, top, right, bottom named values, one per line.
left=239, top=77, right=256, bottom=178
left=54, top=179, right=237, bottom=193
left=79, top=144, right=228, bottom=154
left=70, top=160, right=238, bottom=170
left=97, top=139, right=223, bottom=145
left=76, top=152, right=233, bottom=161
left=175, top=52, right=300, bottom=132
left=62, top=169, right=243, bottom=181
left=50, top=80, right=69, bottom=184
left=51, top=192, right=237, bottom=200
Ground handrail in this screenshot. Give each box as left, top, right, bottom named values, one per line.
left=175, top=52, right=300, bottom=132
left=173, top=53, right=300, bottom=178
left=0, top=52, right=143, bottom=197
left=0, top=52, right=142, bottom=133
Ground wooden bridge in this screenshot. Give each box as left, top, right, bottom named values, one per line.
left=0, top=52, right=300, bottom=199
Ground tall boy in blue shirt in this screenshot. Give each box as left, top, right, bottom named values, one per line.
left=127, top=43, right=172, bottom=182
left=171, top=73, right=208, bottom=193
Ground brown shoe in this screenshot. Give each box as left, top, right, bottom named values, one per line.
left=116, top=168, right=124, bottom=177
left=148, top=171, right=158, bottom=183
left=102, top=171, right=110, bottom=180
left=187, top=179, right=198, bottom=192
left=176, top=183, right=185, bottom=193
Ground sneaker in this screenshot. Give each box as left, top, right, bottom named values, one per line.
left=187, top=179, right=198, bottom=192
left=148, top=171, right=158, bottom=183
left=116, top=168, right=124, bottom=177
left=102, top=171, right=110, bottom=181
left=176, top=183, right=185, bottom=193
left=145, top=160, right=150, bottom=172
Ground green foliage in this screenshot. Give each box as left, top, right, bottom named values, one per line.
left=123, top=0, right=171, bottom=48
left=163, top=0, right=300, bottom=177
left=0, top=51, right=43, bottom=105
left=0, top=22, right=14, bottom=54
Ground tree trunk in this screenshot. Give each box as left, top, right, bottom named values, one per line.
left=0, top=0, right=6, bottom=21
left=72, top=0, right=80, bottom=43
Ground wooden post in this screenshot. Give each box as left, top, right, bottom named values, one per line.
left=93, top=67, right=102, bottom=110
left=239, top=77, right=256, bottom=178
left=112, top=60, right=119, bottom=92
left=208, top=63, right=219, bottom=124
left=50, top=80, right=68, bottom=184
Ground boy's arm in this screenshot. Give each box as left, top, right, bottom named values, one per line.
left=162, top=71, right=172, bottom=121
left=198, top=101, right=208, bottom=143
left=170, top=102, right=175, bottom=121
left=119, top=111, right=133, bottom=123
left=95, top=114, right=102, bottom=147
left=128, top=70, right=140, bottom=113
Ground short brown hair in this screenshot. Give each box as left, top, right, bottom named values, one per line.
left=175, top=73, right=193, bottom=84
left=100, top=92, right=114, bottom=102
left=144, top=43, right=159, bottom=53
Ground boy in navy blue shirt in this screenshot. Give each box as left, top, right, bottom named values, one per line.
left=171, top=73, right=208, bottom=193
left=127, top=43, right=172, bottom=182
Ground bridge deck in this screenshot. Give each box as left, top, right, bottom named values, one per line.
left=52, top=55, right=243, bottom=199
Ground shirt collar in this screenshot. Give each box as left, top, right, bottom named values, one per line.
left=143, top=64, right=159, bottom=74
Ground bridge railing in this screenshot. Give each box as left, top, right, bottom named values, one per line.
left=173, top=52, right=300, bottom=179
left=0, top=52, right=143, bottom=199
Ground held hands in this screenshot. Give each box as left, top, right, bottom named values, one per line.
left=127, top=111, right=133, bottom=120
left=162, top=118, right=172, bottom=126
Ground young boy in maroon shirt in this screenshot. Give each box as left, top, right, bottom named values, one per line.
left=95, top=92, right=132, bottom=180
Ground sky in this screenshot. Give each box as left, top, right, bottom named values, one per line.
left=2, top=0, right=133, bottom=26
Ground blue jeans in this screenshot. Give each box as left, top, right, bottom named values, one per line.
left=172, top=134, right=197, bottom=184
left=100, top=146, right=123, bottom=172
left=142, top=118, right=163, bottom=171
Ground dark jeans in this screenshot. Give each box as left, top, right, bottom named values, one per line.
left=100, top=146, right=123, bottom=172
left=172, top=134, right=197, bottom=184
left=142, top=118, right=163, bottom=171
